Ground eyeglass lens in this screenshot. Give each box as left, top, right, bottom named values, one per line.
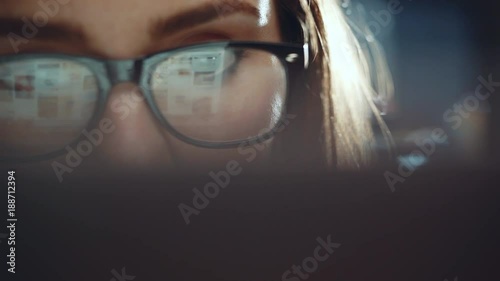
left=0, top=46, right=288, bottom=159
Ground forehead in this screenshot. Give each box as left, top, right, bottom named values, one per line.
left=0, top=0, right=280, bottom=57
left=0, top=0, right=271, bottom=19
left=0, top=0, right=275, bottom=41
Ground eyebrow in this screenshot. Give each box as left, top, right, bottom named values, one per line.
left=0, top=0, right=259, bottom=45
left=151, top=0, right=260, bottom=38
left=0, top=18, right=85, bottom=43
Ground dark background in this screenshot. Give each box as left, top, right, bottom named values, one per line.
left=370, top=0, right=500, bottom=168
left=1, top=0, right=500, bottom=280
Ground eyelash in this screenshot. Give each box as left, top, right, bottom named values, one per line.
left=224, top=49, right=250, bottom=77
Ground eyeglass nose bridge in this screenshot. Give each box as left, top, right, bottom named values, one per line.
left=105, top=60, right=143, bottom=85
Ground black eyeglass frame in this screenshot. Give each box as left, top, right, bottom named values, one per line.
left=0, top=41, right=309, bottom=162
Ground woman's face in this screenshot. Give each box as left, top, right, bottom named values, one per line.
left=0, top=0, right=286, bottom=176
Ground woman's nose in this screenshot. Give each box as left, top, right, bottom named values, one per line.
left=93, top=82, right=176, bottom=170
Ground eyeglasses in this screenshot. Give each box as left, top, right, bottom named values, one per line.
left=0, top=41, right=309, bottom=162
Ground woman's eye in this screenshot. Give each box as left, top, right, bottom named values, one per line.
left=222, top=49, right=250, bottom=78
left=151, top=46, right=253, bottom=91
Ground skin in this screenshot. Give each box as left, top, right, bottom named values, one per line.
left=0, top=0, right=284, bottom=176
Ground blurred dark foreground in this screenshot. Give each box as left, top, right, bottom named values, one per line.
left=1, top=164, right=499, bottom=281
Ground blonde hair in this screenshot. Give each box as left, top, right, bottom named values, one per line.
left=283, top=0, right=395, bottom=169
